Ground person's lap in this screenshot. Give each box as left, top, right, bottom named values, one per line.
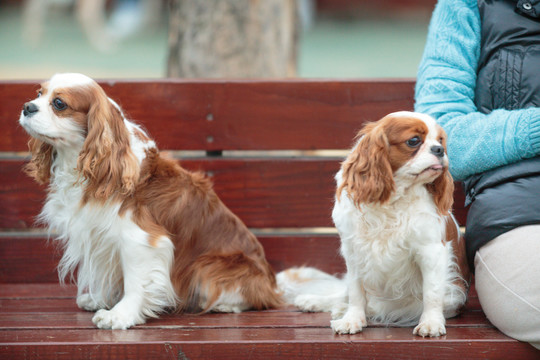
left=474, top=225, right=540, bottom=350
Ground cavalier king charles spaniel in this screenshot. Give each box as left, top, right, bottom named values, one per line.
left=19, top=73, right=281, bottom=329
left=278, top=112, right=469, bottom=337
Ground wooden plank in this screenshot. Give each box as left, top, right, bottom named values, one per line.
left=1, top=328, right=537, bottom=360
left=0, top=327, right=524, bottom=345
left=0, top=283, right=76, bottom=299
left=259, top=235, right=344, bottom=275
left=0, top=236, right=58, bottom=283
left=0, top=79, right=415, bottom=152
left=0, top=308, right=492, bottom=329
left=0, top=298, right=79, bottom=313
left=0, top=282, right=481, bottom=310
left=0, top=234, right=344, bottom=283
left=0, top=160, right=46, bottom=229
left=0, top=158, right=468, bottom=230
left=0, top=157, right=339, bottom=229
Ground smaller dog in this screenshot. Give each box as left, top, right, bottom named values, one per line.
left=278, top=112, right=469, bottom=337
left=19, top=73, right=281, bottom=329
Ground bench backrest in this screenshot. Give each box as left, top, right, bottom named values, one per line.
left=0, top=79, right=467, bottom=282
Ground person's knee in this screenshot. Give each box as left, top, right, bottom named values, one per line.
left=475, top=249, right=540, bottom=346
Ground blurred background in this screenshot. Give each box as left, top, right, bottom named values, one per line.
left=0, top=0, right=435, bottom=80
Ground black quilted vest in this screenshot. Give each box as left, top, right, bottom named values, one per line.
left=464, top=0, right=540, bottom=268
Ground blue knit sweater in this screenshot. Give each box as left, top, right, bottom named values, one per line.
left=414, top=0, right=540, bottom=181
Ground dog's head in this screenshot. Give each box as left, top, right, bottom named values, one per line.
left=19, top=73, right=139, bottom=202
left=337, top=111, right=454, bottom=215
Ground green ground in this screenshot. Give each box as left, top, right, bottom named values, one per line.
left=0, top=5, right=430, bottom=80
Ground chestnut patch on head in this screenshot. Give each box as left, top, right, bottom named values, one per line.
left=384, top=117, right=429, bottom=172
left=50, top=86, right=97, bottom=130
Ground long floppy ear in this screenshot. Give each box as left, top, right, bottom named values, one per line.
left=427, top=128, right=454, bottom=215
left=427, top=168, right=454, bottom=215
left=337, top=122, right=395, bottom=207
left=77, top=90, right=139, bottom=203
left=24, top=138, right=54, bottom=184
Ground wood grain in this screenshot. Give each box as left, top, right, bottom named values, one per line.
left=1, top=328, right=537, bottom=360
left=0, top=234, right=344, bottom=283
left=0, top=307, right=489, bottom=328
left=0, top=79, right=415, bottom=152
left=0, top=158, right=468, bottom=229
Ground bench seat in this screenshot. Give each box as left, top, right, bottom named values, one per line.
left=3, top=282, right=539, bottom=360
left=1, top=79, right=538, bottom=359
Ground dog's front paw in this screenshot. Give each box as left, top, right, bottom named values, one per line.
left=413, top=317, right=446, bottom=337
left=330, top=302, right=348, bottom=320
left=331, top=313, right=367, bottom=334
left=76, top=294, right=103, bottom=312
left=92, top=309, right=141, bottom=330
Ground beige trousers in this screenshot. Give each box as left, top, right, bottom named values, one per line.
left=474, top=225, right=540, bottom=350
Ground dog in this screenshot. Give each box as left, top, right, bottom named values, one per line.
left=277, top=111, right=469, bottom=337
left=19, top=73, right=281, bottom=329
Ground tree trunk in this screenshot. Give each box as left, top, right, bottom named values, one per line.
left=167, top=0, right=298, bottom=78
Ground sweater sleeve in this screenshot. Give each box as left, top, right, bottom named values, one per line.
left=414, top=0, right=540, bottom=181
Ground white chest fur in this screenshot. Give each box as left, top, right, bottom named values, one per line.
left=333, top=183, right=448, bottom=303
left=40, top=152, right=125, bottom=305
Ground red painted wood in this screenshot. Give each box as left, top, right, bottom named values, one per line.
left=0, top=234, right=344, bottom=283
left=0, top=79, right=415, bottom=152
left=259, top=235, right=344, bottom=275
left=0, top=298, right=79, bottom=313
left=0, top=327, right=523, bottom=344
left=0, top=236, right=58, bottom=283
left=0, top=308, right=491, bottom=329
left=0, top=160, right=46, bottom=229
left=1, top=281, right=523, bottom=359
left=1, top=328, right=537, bottom=360
left=0, top=283, right=76, bottom=298
left=0, top=158, right=469, bottom=229
left=0, top=282, right=480, bottom=306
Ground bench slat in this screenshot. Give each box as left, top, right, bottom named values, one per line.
left=0, top=283, right=76, bottom=298
left=0, top=80, right=415, bottom=152
left=0, top=235, right=344, bottom=283
left=0, top=327, right=524, bottom=344
left=2, top=328, right=537, bottom=360
left=0, top=158, right=468, bottom=230
left=0, top=309, right=493, bottom=329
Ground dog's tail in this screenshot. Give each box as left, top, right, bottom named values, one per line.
left=276, top=267, right=347, bottom=316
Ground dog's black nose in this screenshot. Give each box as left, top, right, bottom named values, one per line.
left=430, top=145, right=445, bottom=158
left=23, top=102, right=39, bottom=117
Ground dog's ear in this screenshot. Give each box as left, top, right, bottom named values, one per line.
left=426, top=130, right=454, bottom=215
left=77, top=90, right=139, bottom=203
left=427, top=166, right=454, bottom=215
left=24, top=138, right=54, bottom=184
left=337, top=122, right=395, bottom=207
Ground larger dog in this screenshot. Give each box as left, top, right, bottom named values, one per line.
left=278, top=112, right=469, bottom=337
left=19, top=73, right=281, bottom=329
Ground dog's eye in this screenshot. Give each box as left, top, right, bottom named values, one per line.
left=37, top=90, right=42, bottom=98
left=406, top=136, right=422, bottom=148
left=52, top=98, right=67, bottom=111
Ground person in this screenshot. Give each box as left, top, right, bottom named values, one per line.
left=414, top=0, right=540, bottom=349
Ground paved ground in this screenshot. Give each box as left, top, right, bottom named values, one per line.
left=0, top=4, right=430, bottom=80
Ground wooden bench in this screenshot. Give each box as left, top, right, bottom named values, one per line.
left=1, top=79, right=538, bottom=359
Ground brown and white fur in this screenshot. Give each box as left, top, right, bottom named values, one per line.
left=277, top=112, right=469, bottom=337
left=19, top=73, right=281, bottom=329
